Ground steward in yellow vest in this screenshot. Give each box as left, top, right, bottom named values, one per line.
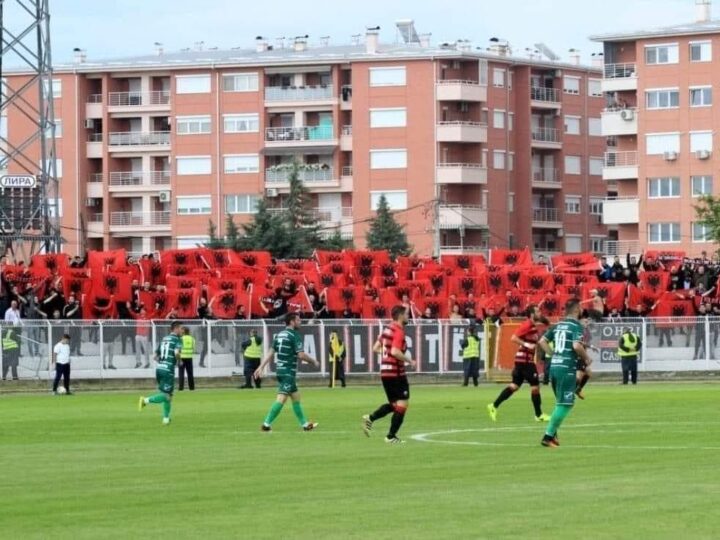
left=178, top=328, right=196, bottom=391
left=2, top=329, right=20, bottom=380
left=329, top=331, right=346, bottom=388
left=460, top=324, right=481, bottom=387
left=617, top=328, right=641, bottom=385
left=240, top=329, right=263, bottom=389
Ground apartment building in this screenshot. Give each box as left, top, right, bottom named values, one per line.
left=593, top=0, right=720, bottom=257
left=3, top=23, right=608, bottom=258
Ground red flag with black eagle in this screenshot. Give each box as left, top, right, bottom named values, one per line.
left=166, top=288, right=199, bottom=318
left=551, top=253, right=600, bottom=273
left=488, top=248, right=533, bottom=267
left=87, top=249, right=128, bottom=270
left=96, top=270, right=133, bottom=302
left=30, top=253, right=69, bottom=275
left=582, top=282, right=627, bottom=312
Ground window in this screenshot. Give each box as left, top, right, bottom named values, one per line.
left=563, top=76, right=580, bottom=95
left=591, top=237, right=605, bottom=253
left=589, top=198, right=604, bottom=215
left=370, top=191, right=407, bottom=210
left=693, top=223, right=711, bottom=242
left=646, top=88, right=679, bottom=109
left=493, top=150, right=506, bottom=170
left=692, top=175, right=713, bottom=196
left=223, top=113, right=259, bottom=133
left=222, top=73, right=259, bottom=92
left=0, top=115, right=6, bottom=139
left=690, top=131, right=713, bottom=152
left=690, top=86, right=712, bottom=107
left=588, top=79, right=602, bottom=97
left=177, top=236, right=210, bottom=249
left=369, top=67, right=406, bottom=87
left=565, top=156, right=581, bottom=175
left=645, top=44, right=679, bottom=65
left=370, top=149, right=407, bottom=169
left=588, top=117, right=602, bottom=136
left=646, top=133, right=680, bottom=155
left=690, top=41, right=712, bottom=62
left=42, top=78, right=62, bottom=98
left=46, top=119, right=62, bottom=138
left=46, top=198, right=63, bottom=218
left=369, top=108, right=407, bottom=128
left=508, top=112, right=514, bottom=131
left=177, top=196, right=211, bottom=215
left=175, top=74, right=211, bottom=94
left=492, top=68, right=505, bottom=88
left=176, top=156, right=211, bottom=175
left=39, top=158, right=62, bottom=177
left=564, top=116, right=581, bottom=135
left=225, top=194, right=260, bottom=214
left=493, top=109, right=505, bottom=129
left=565, top=235, right=582, bottom=253
left=648, top=222, right=680, bottom=243
left=589, top=157, right=603, bottom=176
left=224, top=154, right=259, bottom=174
left=176, top=115, right=211, bottom=135
left=565, top=196, right=581, bottom=214
left=648, top=177, right=680, bottom=198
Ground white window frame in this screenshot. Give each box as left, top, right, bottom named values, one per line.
left=565, top=155, right=581, bottom=175
left=690, top=131, right=713, bottom=152
left=645, top=132, right=680, bottom=155
left=492, top=68, right=505, bottom=88
left=588, top=79, right=602, bottom=97
left=690, top=86, right=712, bottom=107
left=39, top=158, right=62, bottom=178
left=564, top=195, right=581, bottom=215
left=493, top=109, right=506, bottom=129
left=564, top=115, right=581, bottom=135
left=648, top=177, right=680, bottom=199
left=589, top=157, right=603, bottom=176
left=176, top=115, right=212, bottom=135
left=222, top=72, right=259, bottom=92
left=589, top=198, right=604, bottom=215
left=588, top=117, right=602, bottom=136
left=563, top=76, right=581, bottom=95
left=590, top=236, right=605, bottom=253
left=369, top=108, right=407, bottom=128
left=370, top=149, right=407, bottom=169
left=225, top=194, right=260, bottom=214
left=176, top=195, right=212, bottom=215
left=648, top=222, right=681, bottom=244
left=46, top=197, right=63, bottom=218
left=645, top=43, right=679, bottom=65
left=692, top=222, right=711, bottom=243
left=369, top=66, right=406, bottom=87
left=223, top=154, right=260, bottom=174
left=223, top=113, right=259, bottom=134
left=42, top=78, right=62, bottom=99
left=646, top=88, right=680, bottom=109
left=177, top=236, right=210, bottom=249
left=370, top=190, right=408, bottom=211
left=176, top=155, right=212, bottom=176
left=691, top=175, right=713, bottom=197
left=565, top=235, right=583, bottom=253
left=493, top=150, right=506, bottom=170
left=690, top=41, right=712, bottom=63
left=175, top=74, right=211, bottom=94
left=47, top=118, right=62, bottom=138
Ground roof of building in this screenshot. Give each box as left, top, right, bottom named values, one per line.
left=590, top=18, right=720, bottom=42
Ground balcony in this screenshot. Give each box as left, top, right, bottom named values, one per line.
left=604, top=239, right=641, bottom=257
left=266, top=167, right=334, bottom=183
left=341, top=166, right=353, bottom=178
left=603, top=151, right=638, bottom=181
left=340, top=85, right=352, bottom=110
left=86, top=133, right=103, bottom=158
left=601, top=63, right=638, bottom=93
left=108, top=131, right=171, bottom=152
left=436, top=121, right=487, bottom=143
left=601, top=108, right=638, bottom=136
left=439, top=245, right=489, bottom=256
left=264, top=125, right=337, bottom=152
left=86, top=94, right=102, bottom=118
left=265, top=166, right=352, bottom=193
left=532, top=207, right=563, bottom=228
left=438, top=205, right=488, bottom=229
left=264, top=85, right=335, bottom=106
left=86, top=173, right=103, bottom=198
left=269, top=206, right=352, bottom=225
left=109, top=211, right=171, bottom=233
left=602, top=197, right=639, bottom=225
left=436, top=80, right=487, bottom=102
left=530, top=86, right=562, bottom=108
left=340, top=125, right=352, bottom=151
left=107, top=91, right=170, bottom=111
left=531, top=167, right=561, bottom=189
left=108, top=171, right=171, bottom=194
left=531, top=127, right=562, bottom=149
left=87, top=213, right=104, bottom=238
left=436, top=163, right=487, bottom=184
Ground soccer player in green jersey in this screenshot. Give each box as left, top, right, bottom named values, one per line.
left=537, top=299, right=592, bottom=447
left=138, top=321, right=183, bottom=425
left=255, top=312, right=319, bottom=432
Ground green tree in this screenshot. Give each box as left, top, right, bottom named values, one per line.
left=224, top=214, right=241, bottom=251
left=694, top=196, right=720, bottom=251
left=240, top=198, right=291, bottom=256
left=366, top=194, right=412, bottom=258
left=320, top=230, right=354, bottom=251
left=205, top=219, right=225, bottom=249
left=283, top=162, right=321, bottom=259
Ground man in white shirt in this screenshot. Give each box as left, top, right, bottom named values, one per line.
left=52, top=334, right=72, bottom=395
left=4, top=299, right=21, bottom=325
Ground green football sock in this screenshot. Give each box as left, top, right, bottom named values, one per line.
left=162, top=399, right=171, bottom=419
left=545, top=404, right=572, bottom=438
left=263, top=401, right=284, bottom=426
left=292, top=401, right=308, bottom=427
left=148, top=394, right=166, bottom=404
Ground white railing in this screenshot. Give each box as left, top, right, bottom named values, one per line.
left=265, top=167, right=333, bottom=183
left=88, top=173, right=103, bottom=183
left=265, top=85, right=334, bottom=102
left=603, top=62, right=637, bottom=79
left=437, top=162, right=485, bottom=169
left=439, top=245, right=488, bottom=253
left=341, top=125, right=352, bottom=135
left=108, top=91, right=170, bottom=107
left=532, top=207, right=560, bottom=223
left=531, top=127, right=561, bottom=143
left=532, top=167, right=559, bottom=183
left=87, top=94, right=102, bottom=103
left=341, top=166, right=353, bottom=177
left=108, top=131, right=171, bottom=146
left=437, top=79, right=482, bottom=86
left=87, top=133, right=103, bottom=142
left=266, top=206, right=352, bottom=223
left=604, top=151, right=638, bottom=168
left=531, top=86, right=561, bottom=102
left=265, top=125, right=334, bottom=142
left=437, top=120, right=486, bottom=126
left=109, top=211, right=170, bottom=227
left=604, top=239, right=641, bottom=256
left=109, top=171, right=171, bottom=187
left=88, top=213, right=103, bottom=223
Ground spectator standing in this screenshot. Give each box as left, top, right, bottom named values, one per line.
left=128, top=304, right=152, bottom=368
left=52, top=333, right=72, bottom=394
left=693, top=304, right=712, bottom=360
left=2, top=326, right=20, bottom=380
left=328, top=331, right=347, bottom=388
left=24, top=289, right=46, bottom=356
left=4, top=299, right=22, bottom=353
left=617, top=327, right=641, bottom=385
left=178, top=327, right=195, bottom=391
left=196, top=297, right=212, bottom=368
left=62, top=294, right=82, bottom=356
left=239, top=329, right=263, bottom=389
left=460, top=324, right=480, bottom=387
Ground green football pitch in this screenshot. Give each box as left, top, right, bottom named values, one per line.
left=1, top=382, right=718, bottom=539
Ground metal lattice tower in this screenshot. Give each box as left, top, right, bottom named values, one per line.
left=0, top=0, right=61, bottom=261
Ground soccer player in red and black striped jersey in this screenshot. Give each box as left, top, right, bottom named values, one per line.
left=487, top=305, right=551, bottom=423
left=362, top=305, right=416, bottom=444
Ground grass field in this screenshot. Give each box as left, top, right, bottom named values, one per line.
left=1, top=382, right=719, bottom=539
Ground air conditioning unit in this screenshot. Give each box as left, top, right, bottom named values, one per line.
left=620, top=109, right=635, bottom=121
left=85, top=198, right=100, bottom=207
left=696, top=149, right=711, bottom=160
left=457, top=102, right=469, bottom=112
left=663, top=151, right=678, bottom=161
left=266, top=188, right=279, bottom=198
left=84, top=118, right=95, bottom=129
left=158, top=191, right=171, bottom=203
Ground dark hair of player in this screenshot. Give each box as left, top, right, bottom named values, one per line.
left=565, top=298, right=581, bottom=315
left=391, top=305, right=407, bottom=321
left=284, top=312, right=300, bottom=326
left=525, top=304, right=538, bottom=318
left=170, top=321, right=182, bottom=332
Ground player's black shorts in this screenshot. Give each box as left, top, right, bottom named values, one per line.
left=382, top=376, right=410, bottom=402
left=577, top=359, right=588, bottom=372
left=511, top=362, right=539, bottom=387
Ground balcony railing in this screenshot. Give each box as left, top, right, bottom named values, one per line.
left=265, top=125, right=334, bottom=142
left=268, top=206, right=352, bottom=223
left=532, top=167, right=559, bottom=183
left=604, top=151, right=638, bottom=168
left=88, top=173, right=103, bottom=183
left=341, top=166, right=353, bottom=177
left=532, top=207, right=560, bottom=223
left=438, top=120, right=485, bottom=127
left=109, top=171, right=171, bottom=187
left=531, top=127, right=561, bottom=143
left=341, top=125, right=352, bottom=136
left=604, top=239, right=641, bottom=256
left=265, top=167, right=333, bottom=183
left=108, top=91, right=170, bottom=107
left=87, top=94, right=102, bottom=103
left=265, top=85, right=334, bottom=102
left=108, top=131, right=171, bottom=146
left=438, top=162, right=485, bottom=169
left=87, top=133, right=103, bottom=142
left=110, top=211, right=170, bottom=227
left=530, top=86, right=561, bottom=102
left=437, top=79, right=481, bottom=86
left=603, top=63, right=637, bottom=79
left=88, top=213, right=103, bottom=223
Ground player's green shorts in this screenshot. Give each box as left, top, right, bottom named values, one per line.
left=156, top=368, right=175, bottom=395
left=276, top=374, right=298, bottom=395
left=549, top=367, right=575, bottom=406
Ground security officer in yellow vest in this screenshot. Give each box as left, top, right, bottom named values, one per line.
left=178, top=327, right=196, bottom=391
left=240, top=329, right=263, bottom=389
left=328, top=331, right=347, bottom=388
left=2, top=327, right=20, bottom=380
left=460, top=324, right=481, bottom=387
left=617, top=327, right=641, bottom=385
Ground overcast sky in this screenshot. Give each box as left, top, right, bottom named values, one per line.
left=5, top=0, right=702, bottom=63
